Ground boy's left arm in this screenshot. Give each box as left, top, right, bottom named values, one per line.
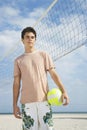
left=49, top=68, right=69, bottom=106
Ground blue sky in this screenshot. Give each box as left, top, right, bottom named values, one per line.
left=0, top=0, right=87, bottom=113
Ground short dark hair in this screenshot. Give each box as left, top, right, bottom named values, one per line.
left=21, top=27, right=36, bottom=39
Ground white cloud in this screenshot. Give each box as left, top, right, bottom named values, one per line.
left=0, top=30, right=20, bottom=57
left=77, top=46, right=87, bottom=61
left=57, top=45, right=87, bottom=69
left=14, top=7, right=45, bottom=28
left=29, top=8, right=45, bottom=18
left=0, top=6, right=20, bottom=18
left=0, top=5, right=45, bottom=28
left=0, top=6, right=46, bottom=58
left=0, top=78, right=12, bottom=94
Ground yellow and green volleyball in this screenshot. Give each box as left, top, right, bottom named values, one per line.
left=47, top=88, right=63, bottom=106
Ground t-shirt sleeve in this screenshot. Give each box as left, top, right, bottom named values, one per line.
left=45, top=52, right=55, bottom=71
left=14, top=59, right=21, bottom=77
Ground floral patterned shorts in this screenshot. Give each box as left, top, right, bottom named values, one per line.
left=21, top=101, right=54, bottom=130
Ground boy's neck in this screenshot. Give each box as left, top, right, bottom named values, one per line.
left=25, top=47, right=36, bottom=53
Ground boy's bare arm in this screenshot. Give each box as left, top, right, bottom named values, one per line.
left=49, top=68, right=69, bottom=105
left=13, top=76, right=21, bottom=119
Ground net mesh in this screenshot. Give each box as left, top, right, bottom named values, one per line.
left=34, top=0, right=87, bottom=60
left=0, top=0, right=87, bottom=112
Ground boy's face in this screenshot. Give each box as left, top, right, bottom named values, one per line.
left=22, top=32, right=36, bottom=48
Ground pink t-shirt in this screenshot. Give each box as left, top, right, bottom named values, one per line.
left=14, top=50, right=55, bottom=104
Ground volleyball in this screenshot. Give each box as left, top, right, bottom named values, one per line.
left=47, top=88, right=63, bottom=106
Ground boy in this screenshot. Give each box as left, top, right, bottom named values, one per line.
left=13, top=27, right=69, bottom=130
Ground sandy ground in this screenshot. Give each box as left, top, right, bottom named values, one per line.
left=0, top=113, right=87, bottom=130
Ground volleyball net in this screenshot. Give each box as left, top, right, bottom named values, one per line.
left=34, top=0, right=87, bottom=60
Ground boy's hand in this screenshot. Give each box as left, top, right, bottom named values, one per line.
left=13, top=105, right=22, bottom=119
left=62, top=92, right=69, bottom=106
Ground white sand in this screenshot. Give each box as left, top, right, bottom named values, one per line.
left=0, top=113, right=87, bottom=130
